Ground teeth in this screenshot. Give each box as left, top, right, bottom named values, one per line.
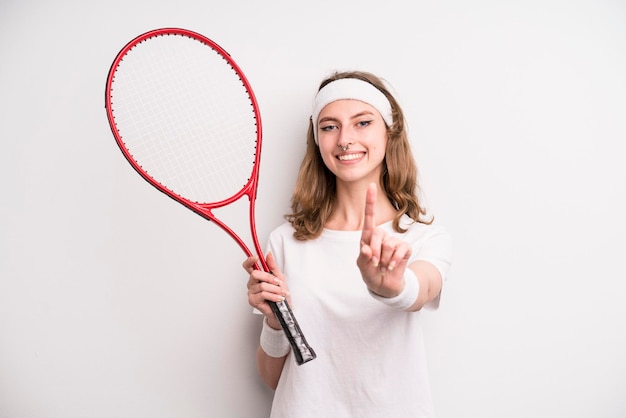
left=338, top=153, right=362, bottom=161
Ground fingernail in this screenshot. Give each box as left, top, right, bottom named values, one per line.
left=388, top=261, right=396, bottom=271
left=372, top=257, right=379, bottom=267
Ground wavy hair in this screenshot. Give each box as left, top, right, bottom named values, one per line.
left=286, top=70, right=432, bottom=240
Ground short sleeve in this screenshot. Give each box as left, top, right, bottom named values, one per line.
left=412, top=225, right=453, bottom=310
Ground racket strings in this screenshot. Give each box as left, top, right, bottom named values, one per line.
left=110, top=34, right=259, bottom=204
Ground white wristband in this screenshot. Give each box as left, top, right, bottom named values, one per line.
left=259, top=318, right=291, bottom=358
left=368, top=269, right=420, bottom=310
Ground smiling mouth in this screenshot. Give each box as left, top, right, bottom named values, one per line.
left=337, top=152, right=364, bottom=161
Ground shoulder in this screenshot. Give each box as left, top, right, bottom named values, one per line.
left=405, top=216, right=453, bottom=280
left=395, top=215, right=453, bottom=270
left=396, top=215, right=451, bottom=244
left=267, top=221, right=300, bottom=250
left=268, top=221, right=296, bottom=240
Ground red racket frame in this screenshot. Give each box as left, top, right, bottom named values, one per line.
left=104, top=28, right=316, bottom=365
left=105, top=28, right=266, bottom=268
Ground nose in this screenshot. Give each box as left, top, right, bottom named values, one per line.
left=337, top=126, right=354, bottom=149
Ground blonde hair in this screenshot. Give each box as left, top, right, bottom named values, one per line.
left=286, top=70, right=432, bottom=240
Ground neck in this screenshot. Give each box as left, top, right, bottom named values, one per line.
left=325, top=180, right=396, bottom=231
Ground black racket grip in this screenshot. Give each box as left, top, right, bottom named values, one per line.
left=269, top=299, right=316, bottom=365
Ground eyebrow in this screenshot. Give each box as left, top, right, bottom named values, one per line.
left=318, top=110, right=376, bottom=124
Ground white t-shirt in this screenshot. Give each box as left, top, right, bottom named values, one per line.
left=265, top=215, right=452, bottom=418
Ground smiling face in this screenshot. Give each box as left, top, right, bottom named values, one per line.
left=317, top=99, right=388, bottom=186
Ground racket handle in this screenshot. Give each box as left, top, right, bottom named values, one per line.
left=269, top=300, right=316, bottom=365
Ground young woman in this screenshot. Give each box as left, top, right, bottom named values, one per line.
left=243, top=70, right=452, bottom=417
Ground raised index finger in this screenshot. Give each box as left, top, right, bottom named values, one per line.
left=361, top=183, right=378, bottom=243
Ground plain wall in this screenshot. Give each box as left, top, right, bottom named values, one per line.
left=1, top=0, right=625, bottom=417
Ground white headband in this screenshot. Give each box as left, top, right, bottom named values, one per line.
left=311, top=78, right=393, bottom=144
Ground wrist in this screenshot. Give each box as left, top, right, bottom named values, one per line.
left=368, top=269, right=420, bottom=310
left=266, top=316, right=282, bottom=331
left=260, top=317, right=290, bottom=358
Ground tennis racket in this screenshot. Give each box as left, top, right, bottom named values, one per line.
left=104, top=28, right=316, bottom=365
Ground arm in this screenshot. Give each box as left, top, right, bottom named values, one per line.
left=256, top=334, right=287, bottom=389
left=244, top=252, right=291, bottom=389
left=404, top=260, right=443, bottom=311
left=357, top=183, right=444, bottom=311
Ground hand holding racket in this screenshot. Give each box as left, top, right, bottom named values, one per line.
left=104, top=28, right=316, bottom=365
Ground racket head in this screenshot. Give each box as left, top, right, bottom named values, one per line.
left=105, top=28, right=263, bottom=211
left=105, top=29, right=316, bottom=364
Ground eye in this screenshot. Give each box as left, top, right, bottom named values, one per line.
left=320, top=124, right=337, bottom=132
left=357, top=120, right=372, bottom=127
